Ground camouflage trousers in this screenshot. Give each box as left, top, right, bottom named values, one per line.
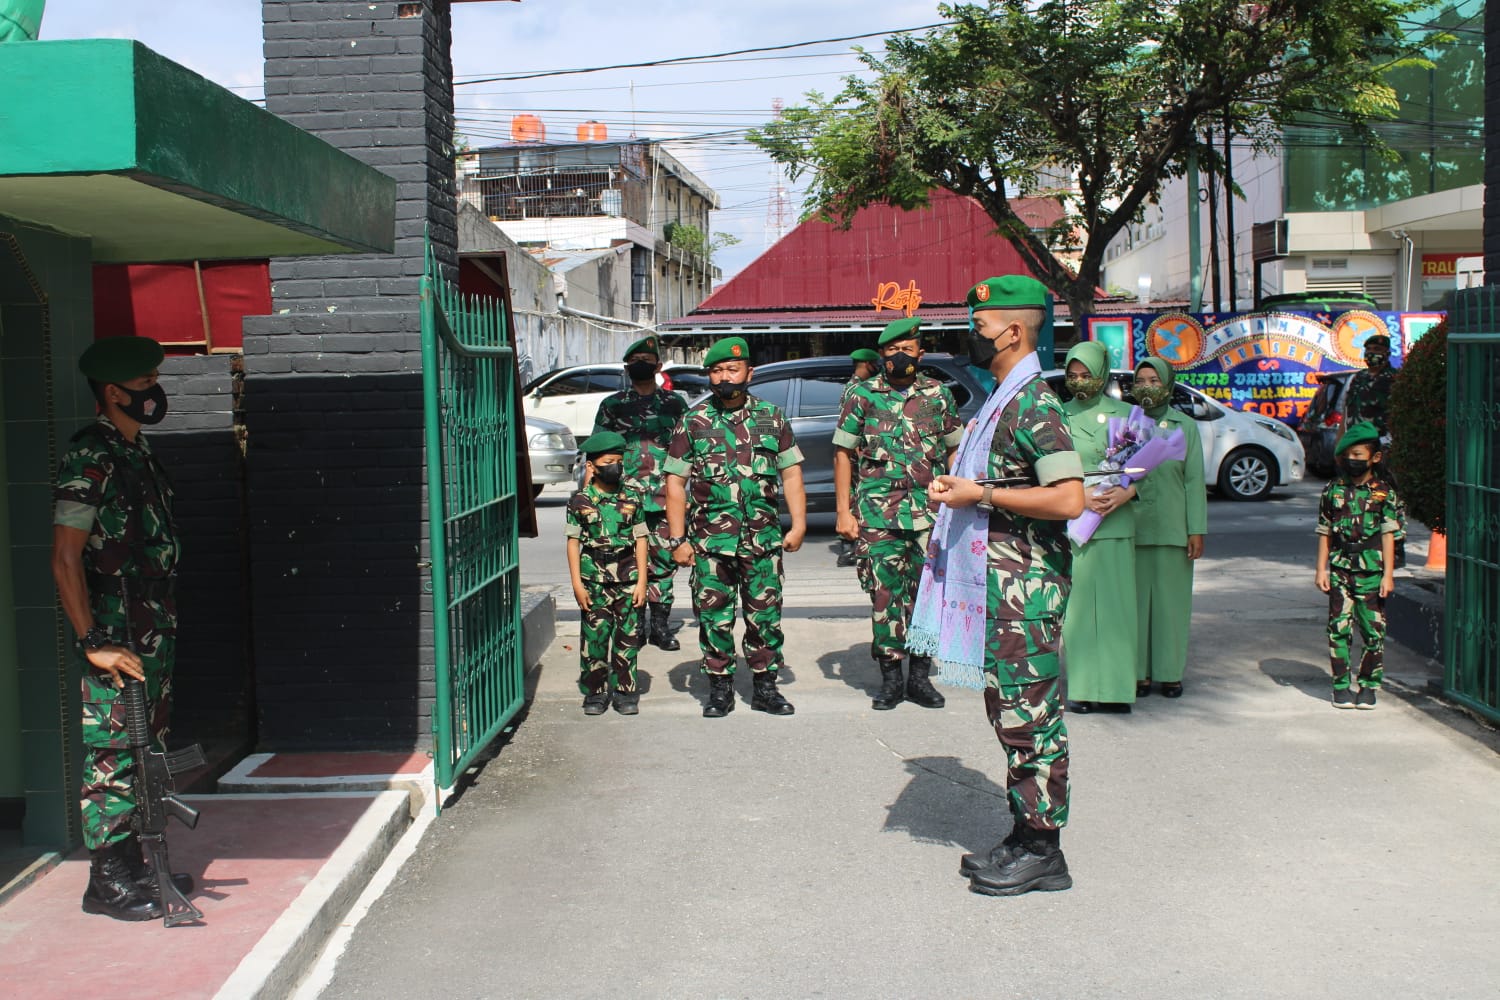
left=983, top=618, right=1069, bottom=832
left=644, top=510, right=678, bottom=608
left=579, top=581, right=644, bottom=695
left=81, top=594, right=176, bottom=850
left=691, top=549, right=784, bottom=675
left=1328, top=568, right=1386, bottom=690
left=860, top=526, right=929, bottom=666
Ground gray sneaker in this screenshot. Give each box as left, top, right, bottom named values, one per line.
left=1332, top=687, right=1357, bottom=709
left=1355, top=687, right=1377, bottom=710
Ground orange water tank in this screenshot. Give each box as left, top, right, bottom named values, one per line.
left=511, top=114, right=546, bottom=143
left=577, top=120, right=607, bottom=142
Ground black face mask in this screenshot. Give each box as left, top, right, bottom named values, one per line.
left=1365, top=353, right=1389, bottom=369
left=114, top=383, right=168, bottom=425
left=1341, top=457, right=1371, bottom=479
left=711, top=379, right=747, bottom=401
left=966, top=327, right=999, bottom=368
left=626, top=360, right=657, bottom=383
left=883, top=351, right=918, bottom=380
left=593, top=462, right=624, bottom=486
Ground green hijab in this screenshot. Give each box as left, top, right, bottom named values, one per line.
left=1066, top=341, right=1110, bottom=380
left=1134, top=357, right=1176, bottom=414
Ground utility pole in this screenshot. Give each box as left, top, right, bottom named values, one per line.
left=1224, top=111, right=1238, bottom=311
left=1205, top=127, right=1222, bottom=312
left=1188, top=142, right=1203, bottom=312
left=764, top=98, right=791, bottom=248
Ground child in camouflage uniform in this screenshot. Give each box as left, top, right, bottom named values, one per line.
left=566, top=432, right=650, bottom=715
left=1316, top=421, right=1403, bottom=710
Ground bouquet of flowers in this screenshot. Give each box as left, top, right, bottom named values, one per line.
left=1067, top=405, right=1187, bottom=545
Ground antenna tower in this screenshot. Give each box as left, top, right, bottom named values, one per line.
left=764, top=98, right=792, bottom=248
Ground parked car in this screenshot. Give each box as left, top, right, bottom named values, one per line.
left=522, top=362, right=704, bottom=437
left=524, top=414, right=580, bottom=498
left=1042, top=369, right=1306, bottom=501
left=1297, top=370, right=1356, bottom=477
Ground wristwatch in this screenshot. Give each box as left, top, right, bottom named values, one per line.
left=77, top=625, right=111, bottom=652
left=978, top=485, right=997, bottom=512
left=667, top=536, right=689, bottom=548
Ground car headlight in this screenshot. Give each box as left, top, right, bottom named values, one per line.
left=1254, top=417, right=1296, bottom=443
left=529, top=431, right=575, bottom=450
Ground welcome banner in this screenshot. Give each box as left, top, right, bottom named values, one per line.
left=1084, top=309, right=1445, bottom=426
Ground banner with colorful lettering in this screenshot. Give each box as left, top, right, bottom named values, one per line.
left=1084, top=309, right=1446, bottom=427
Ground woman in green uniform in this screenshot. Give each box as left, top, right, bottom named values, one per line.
left=1131, top=358, right=1207, bottom=698
left=1061, top=342, right=1138, bottom=712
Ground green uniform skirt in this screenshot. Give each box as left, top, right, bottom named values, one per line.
left=1135, top=544, right=1194, bottom=684
left=1062, top=537, right=1139, bottom=703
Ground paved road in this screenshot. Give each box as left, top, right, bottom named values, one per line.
left=319, top=479, right=1497, bottom=1000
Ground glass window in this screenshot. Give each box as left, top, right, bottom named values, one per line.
left=749, top=378, right=792, bottom=410
left=922, top=366, right=971, bottom=409
left=586, top=369, right=626, bottom=393
left=536, top=373, right=593, bottom=398
left=797, top=377, right=848, bottom=417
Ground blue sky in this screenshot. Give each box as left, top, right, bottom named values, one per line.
left=38, top=0, right=937, bottom=279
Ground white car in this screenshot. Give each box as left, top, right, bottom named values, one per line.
left=1045, top=370, right=1305, bottom=501
left=524, top=414, right=580, bottom=498
left=522, top=363, right=707, bottom=438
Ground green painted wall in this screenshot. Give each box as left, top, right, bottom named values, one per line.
left=0, top=308, right=17, bottom=805
left=0, top=215, right=95, bottom=848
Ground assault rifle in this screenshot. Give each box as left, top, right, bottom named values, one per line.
left=121, top=582, right=205, bottom=927
left=976, top=468, right=1146, bottom=489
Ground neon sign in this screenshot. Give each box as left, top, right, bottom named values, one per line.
left=872, top=280, right=923, bottom=317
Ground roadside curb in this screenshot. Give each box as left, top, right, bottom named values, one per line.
left=521, top=590, right=556, bottom=669
left=212, top=790, right=412, bottom=1000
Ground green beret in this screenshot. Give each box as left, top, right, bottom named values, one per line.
left=1363, top=334, right=1391, bottom=351
left=78, top=336, right=164, bottom=383
left=877, top=317, right=923, bottom=347
left=702, top=336, right=751, bottom=368
left=967, top=275, right=1049, bottom=312
left=849, top=348, right=881, bottom=364
left=1336, top=420, right=1381, bottom=455
left=623, top=336, right=660, bottom=360
left=579, top=431, right=627, bottom=457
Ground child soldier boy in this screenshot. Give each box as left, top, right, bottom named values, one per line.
left=1315, top=421, right=1403, bottom=710
left=566, top=432, right=650, bottom=715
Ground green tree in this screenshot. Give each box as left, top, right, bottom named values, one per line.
left=750, top=0, right=1432, bottom=319
left=664, top=222, right=741, bottom=265
left=1389, top=318, right=1447, bottom=533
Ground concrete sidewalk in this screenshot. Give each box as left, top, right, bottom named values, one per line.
left=314, top=529, right=1500, bottom=999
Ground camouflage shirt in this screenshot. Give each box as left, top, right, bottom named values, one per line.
left=565, top=483, right=650, bottom=584
left=1317, top=477, right=1403, bottom=573
left=1345, top=366, right=1395, bottom=435
left=982, top=378, right=1083, bottom=620
left=840, top=374, right=873, bottom=407
left=52, top=417, right=179, bottom=580
left=663, top=395, right=804, bottom=557
left=832, top=373, right=963, bottom=530
left=592, top=388, right=688, bottom=513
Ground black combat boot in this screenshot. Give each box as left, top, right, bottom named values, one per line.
left=836, top=539, right=857, bottom=567
left=82, top=840, right=163, bottom=921
left=703, top=673, right=735, bottom=718
left=959, top=826, right=1023, bottom=877
left=750, top=672, right=795, bottom=716
left=968, top=826, right=1072, bottom=896
left=648, top=603, right=680, bottom=651
left=871, top=661, right=905, bottom=711
left=905, top=655, right=946, bottom=709
left=123, top=832, right=195, bottom=898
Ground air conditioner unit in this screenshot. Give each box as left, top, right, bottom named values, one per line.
left=1252, top=219, right=1289, bottom=261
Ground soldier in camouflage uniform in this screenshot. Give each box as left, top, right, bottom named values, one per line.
left=1315, top=421, right=1402, bottom=710
left=566, top=432, right=650, bottom=715
left=664, top=336, right=807, bottom=718
left=592, top=336, right=688, bottom=650
left=834, top=318, right=963, bottom=710
left=1344, top=333, right=1395, bottom=440
left=51, top=336, right=192, bottom=921
left=927, top=277, right=1085, bottom=897
left=836, top=348, right=881, bottom=569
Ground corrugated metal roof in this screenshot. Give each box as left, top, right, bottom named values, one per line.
left=694, top=190, right=1066, bottom=313
left=659, top=299, right=1154, bottom=331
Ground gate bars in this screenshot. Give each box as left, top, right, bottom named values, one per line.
left=421, top=243, right=527, bottom=800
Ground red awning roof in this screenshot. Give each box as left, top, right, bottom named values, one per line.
left=693, top=190, right=1067, bottom=314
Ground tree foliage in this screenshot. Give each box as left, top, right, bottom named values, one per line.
left=749, top=0, right=1433, bottom=319
left=1389, top=318, right=1447, bottom=533
left=664, top=222, right=741, bottom=264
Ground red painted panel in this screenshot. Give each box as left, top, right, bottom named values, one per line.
left=92, top=261, right=271, bottom=353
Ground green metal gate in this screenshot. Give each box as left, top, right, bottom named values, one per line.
left=420, top=244, right=526, bottom=797
left=1444, top=287, right=1500, bottom=723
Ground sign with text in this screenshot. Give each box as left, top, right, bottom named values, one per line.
left=1085, top=309, right=1442, bottom=427
left=871, top=280, right=923, bottom=317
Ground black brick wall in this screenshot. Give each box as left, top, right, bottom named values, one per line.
left=247, top=0, right=453, bottom=748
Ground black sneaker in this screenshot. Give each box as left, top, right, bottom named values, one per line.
left=1355, top=687, right=1377, bottom=710
left=968, top=832, right=1072, bottom=896
left=1331, top=687, right=1356, bottom=710
left=582, top=692, right=610, bottom=715
left=613, top=691, right=640, bottom=715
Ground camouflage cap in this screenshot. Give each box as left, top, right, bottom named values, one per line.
left=877, top=317, right=923, bottom=346
left=849, top=348, right=881, bottom=364
left=1336, top=420, right=1381, bottom=455
left=78, top=336, right=164, bottom=383
left=623, top=336, right=660, bottom=360
left=1363, top=334, right=1391, bottom=351
left=579, top=431, right=628, bottom=458
left=702, top=336, right=751, bottom=367
left=967, top=275, right=1049, bottom=312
